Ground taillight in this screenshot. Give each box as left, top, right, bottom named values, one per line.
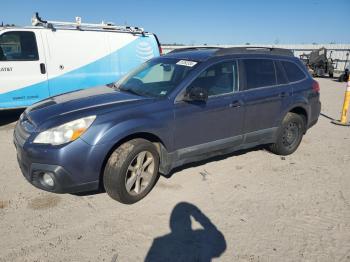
left=312, top=80, right=320, bottom=93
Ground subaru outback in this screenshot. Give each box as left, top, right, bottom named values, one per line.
left=14, top=47, right=321, bottom=204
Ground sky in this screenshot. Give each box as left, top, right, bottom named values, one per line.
left=1, top=0, right=349, bottom=45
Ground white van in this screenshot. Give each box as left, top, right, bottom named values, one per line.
left=0, top=13, right=161, bottom=109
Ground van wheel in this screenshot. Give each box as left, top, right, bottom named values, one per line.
left=268, top=113, right=305, bottom=156
left=103, top=139, right=160, bottom=204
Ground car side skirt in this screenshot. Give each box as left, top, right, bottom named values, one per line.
left=159, top=127, right=278, bottom=175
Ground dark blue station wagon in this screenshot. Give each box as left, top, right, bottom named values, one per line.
left=14, top=47, right=321, bottom=204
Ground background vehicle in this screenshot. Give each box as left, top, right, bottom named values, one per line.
left=299, top=47, right=335, bottom=78
left=14, top=47, right=321, bottom=204
left=0, top=13, right=161, bottom=109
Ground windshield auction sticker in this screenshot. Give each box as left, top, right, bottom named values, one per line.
left=176, top=60, right=197, bottom=67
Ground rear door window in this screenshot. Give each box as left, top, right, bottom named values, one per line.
left=281, top=61, right=306, bottom=82
left=243, top=59, right=276, bottom=90
left=0, top=31, right=39, bottom=61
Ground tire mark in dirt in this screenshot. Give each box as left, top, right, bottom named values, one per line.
left=339, top=191, right=350, bottom=210
left=0, top=211, right=129, bottom=262
left=0, top=200, right=9, bottom=209
left=157, top=181, right=182, bottom=190
left=27, top=195, right=61, bottom=210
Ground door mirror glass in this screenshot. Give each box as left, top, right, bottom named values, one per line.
left=185, top=86, right=208, bottom=102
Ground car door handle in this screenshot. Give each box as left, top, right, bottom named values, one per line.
left=229, top=101, right=242, bottom=108
left=279, top=92, right=288, bottom=98
left=40, top=63, right=46, bottom=74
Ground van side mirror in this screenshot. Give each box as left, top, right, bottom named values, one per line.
left=184, top=86, right=208, bottom=102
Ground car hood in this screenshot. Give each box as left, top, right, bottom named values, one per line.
left=25, top=86, right=149, bottom=126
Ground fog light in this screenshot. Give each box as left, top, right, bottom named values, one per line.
left=42, top=172, right=55, bottom=187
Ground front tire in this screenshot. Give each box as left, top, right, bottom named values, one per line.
left=103, top=139, right=160, bottom=204
left=268, top=113, right=305, bottom=156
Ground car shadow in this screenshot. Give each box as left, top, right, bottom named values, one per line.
left=144, top=202, right=226, bottom=262
left=163, top=145, right=266, bottom=178
left=0, top=109, right=24, bottom=127
left=70, top=187, right=105, bottom=196
left=71, top=146, right=266, bottom=197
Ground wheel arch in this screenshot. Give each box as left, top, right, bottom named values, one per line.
left=98, top=132, right=168, bottom=189
left=279, top=100, right=310, bottom=131
left=289, top=106, right=308, bottom=128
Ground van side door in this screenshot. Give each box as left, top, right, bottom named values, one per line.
left=240, top=58, right=291, bottom=144
left=0, top=30, right=48, bottom=108
left=45, top=29, right=110, bottom=96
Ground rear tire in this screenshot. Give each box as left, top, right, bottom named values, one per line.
left=103, top=139, right=160, bottom=204
left=268, top=113, right=305, bottom=156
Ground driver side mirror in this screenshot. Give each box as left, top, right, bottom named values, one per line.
left=184, top=86, right=208, bottom=102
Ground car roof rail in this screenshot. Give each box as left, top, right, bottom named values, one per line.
left=168, top=46, right=220, bottom=54
left=214, top=47, right=294, bottom=57
left=31, top=12, right=145, bottom=34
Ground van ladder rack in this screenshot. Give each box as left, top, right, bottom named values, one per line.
left=31, top=12, right=145, bottom=34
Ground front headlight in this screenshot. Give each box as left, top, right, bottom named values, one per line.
left=34, top=116, right=96, bottom=145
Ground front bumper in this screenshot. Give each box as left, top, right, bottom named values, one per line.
left=16, top=160, right=99, bottom=193
left=13, top=123, right=108, bottom=194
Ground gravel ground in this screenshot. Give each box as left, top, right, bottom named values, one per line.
left=0, top=78, right=349, bottom=262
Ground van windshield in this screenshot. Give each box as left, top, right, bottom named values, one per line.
left=114, top=58, right=198, bottom=98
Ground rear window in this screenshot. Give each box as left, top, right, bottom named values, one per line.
left=281, top=61, right=306, bottom=82
left=243, top=59, right=276, bottom=89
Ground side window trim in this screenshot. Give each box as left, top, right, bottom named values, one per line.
left=0, top=30, right=39, bottom=62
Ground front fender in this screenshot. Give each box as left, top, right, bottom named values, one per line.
left=82, top=117, right=173, bottom=149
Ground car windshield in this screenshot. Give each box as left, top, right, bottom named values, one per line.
left=114, top=58, right=199, bottom=98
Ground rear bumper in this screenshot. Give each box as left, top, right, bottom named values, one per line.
left=308, top=100, right=321, bottom=129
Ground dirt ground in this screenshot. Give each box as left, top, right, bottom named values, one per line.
left=0, top=78, right=349, bottom=262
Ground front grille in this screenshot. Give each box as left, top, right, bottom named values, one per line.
left=15, top=123, right=29, bottom=146
left=14, top=113, right=35, bottom=146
